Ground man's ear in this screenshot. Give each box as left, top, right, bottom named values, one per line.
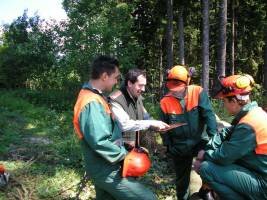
left=127, top=80, right=132, bottom=87
left=101, top=72, right=108, bottom=81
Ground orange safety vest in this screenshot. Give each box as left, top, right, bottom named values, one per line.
left=239, top=107, right=267, bottom=155
left=160, top=85, right=203, bottom=115
left=73, top=89, right=111, bottom=139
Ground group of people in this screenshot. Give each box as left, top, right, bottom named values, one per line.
left=73, top=55, right=267, bottom=200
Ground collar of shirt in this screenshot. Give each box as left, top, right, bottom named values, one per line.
left=83, top=82, right=103, bottom=94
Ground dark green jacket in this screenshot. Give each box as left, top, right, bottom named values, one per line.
left=74, top=83, right=127, bottom=178
left=160, top=85, right=217, bottom=156
left=205, top=101, right=267, bottom=178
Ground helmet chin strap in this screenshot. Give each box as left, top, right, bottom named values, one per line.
left=135, top=131, right=140, bottom=148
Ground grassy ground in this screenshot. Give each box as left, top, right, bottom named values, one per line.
left=0, top=91, right=87, bottom=200
left=1, top=91, right=203, bottom=200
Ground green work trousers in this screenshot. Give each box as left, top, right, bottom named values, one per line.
left=172, top=155, right=193, bottom=200
left=200, top=161, right=267, bottom=200
left=90, top=166, right=157, bottom=200
left=171, top=140, right=207, bottom=200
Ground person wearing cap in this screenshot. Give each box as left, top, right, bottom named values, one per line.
left=73, top=55, right=157, bottom=200
left=196, top=74, right=267, bottom=200
left=109, top=68, right=169, bottom=150
left=160, top=65, right=217, bottom=200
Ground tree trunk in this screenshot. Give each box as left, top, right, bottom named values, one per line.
left=264, top=33, right=267, bottom=95
left=202, top=0, right=210, bottom=93
left=178, top=6, right=185, bottom=65
left=159, top=37, right=165, bottom=97
left=230, top=0, right=235, bottom=75
left=166, top=0, right=174, bottom=69
left=217, top=0, right=227, bottom=77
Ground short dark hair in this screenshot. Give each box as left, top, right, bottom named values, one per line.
left=124, top=68, right=146, bottom=86
left=91, top=55, right=119, bottom=79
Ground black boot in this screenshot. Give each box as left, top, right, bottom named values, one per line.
left=198, top=187, right=215, bottom=200
left=188, top=192, right=204, bottom=200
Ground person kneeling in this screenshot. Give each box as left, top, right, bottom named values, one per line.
left=195, top=74, right=267, bottom=200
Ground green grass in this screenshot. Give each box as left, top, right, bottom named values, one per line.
left=0, top=91, right=87, bottom=199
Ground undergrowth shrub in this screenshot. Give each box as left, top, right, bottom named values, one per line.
left=12, top=89, right=80, bottom=112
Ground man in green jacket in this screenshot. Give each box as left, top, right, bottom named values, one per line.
left=195, top=74, right=267, bottom=200
left=160, top=65, right=217, bottom=200
left=73, top=55, right=156, bottom=200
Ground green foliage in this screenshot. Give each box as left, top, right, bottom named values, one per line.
left=0, top=11, right=60, bottom=89
left=251, top=83, right=266, bottom=107
left=25, top=66, right=81, bottom=90
left=11, top=89, right=78, bottom=112
left=234, top=0, right=266, bottom=77
left=0, top=0, right=266, bottom=93
left=62, top=0, right=142, bottom=82
left=211, top=99, right=232, bottom=122
left=143, top=94, right=162, bottom=119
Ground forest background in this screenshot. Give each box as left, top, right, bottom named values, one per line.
left=0, top=0, right=267, bottom=199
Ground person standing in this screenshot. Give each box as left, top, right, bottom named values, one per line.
left=196, top=74, right=267, bottom=200
left=109, top=68, right=169, bottom=150
left=73, top=55, right=157, bottom=200
left=160, top=65, right=217, bottom=200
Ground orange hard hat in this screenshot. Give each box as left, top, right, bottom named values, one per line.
left=166, top=65, right=190, bottom=91
left=215, top=74, right=254, bottom=98
left=122, top=148, right=151, bottom=178
left=167, top=65, right=189, bottom=83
